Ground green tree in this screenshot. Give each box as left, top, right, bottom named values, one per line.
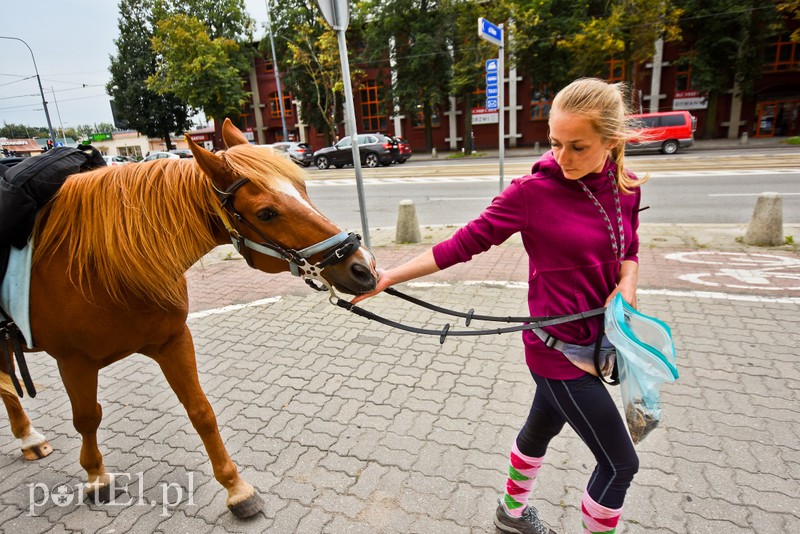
left=107, top=0, right=193, bottom=151
left=559, top=0, right=682, bottom=88
left=267, top=0, right=356, bottom=145
left=505, top=0, right=594, bottom=91
left=358, top=0, right=453, bottom=151
left=147, top=0, right=254, bottom=125
left=444, top=0, right=507, bottom=153
left=675, top=0, right=781, bottom=137
left=778, top=0, right=800, bottom=41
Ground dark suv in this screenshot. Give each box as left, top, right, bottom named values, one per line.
left=313, top=134, right=398, bottom=170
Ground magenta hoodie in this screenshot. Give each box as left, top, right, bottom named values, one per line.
left=432, top=151, right=641, bottom=380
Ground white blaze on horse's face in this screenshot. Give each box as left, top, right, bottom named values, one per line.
left=274, top=179, right=322, bottom=217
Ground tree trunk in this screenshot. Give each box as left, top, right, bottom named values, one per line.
left=423, top=101, right=433, bottom=152
left=704, top=91, right=719, bottom=139
left=462, top=94, right=473, bottom=154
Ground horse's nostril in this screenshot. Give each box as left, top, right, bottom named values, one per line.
left=350, top=262, right=376, bottom=287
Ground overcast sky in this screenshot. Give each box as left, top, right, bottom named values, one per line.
left=0, top=0, right=270, bottom=135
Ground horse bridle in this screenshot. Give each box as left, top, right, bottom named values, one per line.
left=212, top=178, right=362, bottom=291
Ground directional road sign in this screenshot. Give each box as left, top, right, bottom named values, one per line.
left=478, top=18, right=503, bottom=47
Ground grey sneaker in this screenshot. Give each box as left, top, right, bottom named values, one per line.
left=495, top=501, right=557, bottom=534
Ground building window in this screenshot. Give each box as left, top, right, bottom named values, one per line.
left=264, top=61, right=274, bottom=72
left=530, top=85, right=553, bottom=120
left=118, top=146, right=142, bottom=160
left=269, top=92, right=293, bottom=118
left=675, top=58, right=695, bottom=92
left=411, top=105, right=441, bottom=129
left=606, top=56, right=625, bottom=82
left=764, top=35, right=799, bottom=72
left=360, top=80, right=386, bottom=131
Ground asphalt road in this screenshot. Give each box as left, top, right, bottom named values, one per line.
left=303, top=149, right=800, bottom=229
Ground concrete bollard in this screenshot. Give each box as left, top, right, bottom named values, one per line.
left=744, top=192, right=784, bottom=246
left=395, top=199, right=421, bottom=244
left=740, top=132, right=749, bottom=145
left=431, top=147, right=437, bottom=159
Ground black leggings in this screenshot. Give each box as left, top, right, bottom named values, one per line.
left=516, top=371, right=639, bottom=509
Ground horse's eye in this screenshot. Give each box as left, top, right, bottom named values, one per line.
left=256, top=209, right=277, bottom=222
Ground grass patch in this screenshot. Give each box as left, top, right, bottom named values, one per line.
left=786, top=137, right=800, bottom=145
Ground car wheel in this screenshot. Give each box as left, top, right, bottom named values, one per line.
left=661, top=140, right=679, bottom=154
left=315, top=156, right=330, bottom=170
left=365, top=153, right=380, bottom=168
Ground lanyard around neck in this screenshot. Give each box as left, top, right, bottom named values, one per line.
left=577, top=170, right=624, bottom=264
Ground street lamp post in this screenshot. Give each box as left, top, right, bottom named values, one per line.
left=0, top=36, right=57, bottom=144
left=264, top=1, right=289, bottom=142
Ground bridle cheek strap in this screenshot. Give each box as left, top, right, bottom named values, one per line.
left=210, top=182, right=360, bottom=292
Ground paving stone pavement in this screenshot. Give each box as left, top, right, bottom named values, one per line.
left=1, top=224, right=799, bottom=534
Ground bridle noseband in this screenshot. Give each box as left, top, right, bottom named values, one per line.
left=212, top=177, right=361, bottom=292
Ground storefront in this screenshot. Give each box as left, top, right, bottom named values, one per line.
left=754, top=98, right=800, bottom=137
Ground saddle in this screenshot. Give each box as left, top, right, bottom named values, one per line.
left=0, top=146, right=106, bottom=397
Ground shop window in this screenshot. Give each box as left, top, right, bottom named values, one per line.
left=360, top=80, right=386, bottom=131
left=764, top=35, right=798, bottom=72
left=606, top=56, right=625, bottom=82
left=530, top=85, right=553, bottom=120
left=269, top=92, right=293, bottom=118
left=118, top=146, right=143, bottom=160
left=411, top=105, right=441, bottom=129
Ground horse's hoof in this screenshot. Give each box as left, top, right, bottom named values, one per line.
left=84, top=483, right=125, bottom=504
left=228, top=492, right=264, bottom=518
left=22, top=441, right=53, bottom=461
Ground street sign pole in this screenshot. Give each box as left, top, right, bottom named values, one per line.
left=478, top=19, right=505, bottom=192
left=498, top=23, right=504, bottom=192
left=315, top=0, right=371, bottom=248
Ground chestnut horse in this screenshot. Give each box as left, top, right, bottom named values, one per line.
left=0, top=119, right=377, bottom=517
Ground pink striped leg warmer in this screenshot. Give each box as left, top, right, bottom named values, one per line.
left=581, top=489, right=622, bottom=533
left=501, top=440, right=544, bottom=518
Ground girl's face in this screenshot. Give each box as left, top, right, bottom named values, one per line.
left=548, top=111, right=615, bottom=180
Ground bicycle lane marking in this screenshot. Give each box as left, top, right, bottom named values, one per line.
left=664, top=251, right=800, bottom=292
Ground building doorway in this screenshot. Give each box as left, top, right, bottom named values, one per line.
left=755, top=99, right=799, bottom=137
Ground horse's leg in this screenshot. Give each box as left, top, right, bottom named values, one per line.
left=151, top=325, right=263, bottom=517
left=56, top=358, right=113, bottom=500
left=0, top=375, right=53, bottom=460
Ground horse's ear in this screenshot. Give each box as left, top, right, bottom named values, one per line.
left=186, top=135, right=235, bottom=187
left=221, top=118, right=250, bottom=148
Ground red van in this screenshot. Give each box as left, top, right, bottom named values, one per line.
left=627, top=111, right=697, bottom=154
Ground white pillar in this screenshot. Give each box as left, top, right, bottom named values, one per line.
left=648, top=38, right=664, bottom=113
left=249, top=64, right=265, bottom=144
left=728, top=83, right=744, bottom=139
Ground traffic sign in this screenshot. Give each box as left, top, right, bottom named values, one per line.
left=486, top=85, right=498, bottom=98
left=486, top=73, right=498, bottom=85
left=315, top=0, right=349, bottom=31
left=485, top=97, right=499, bottom=111
left=486, top=58, right=498, bottom=73
left=478, top=18, right=503, bottom=47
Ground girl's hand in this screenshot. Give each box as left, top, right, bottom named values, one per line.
left=605, top=282, right=637, bottom=309
left=351, top=268, right=395, bottom=304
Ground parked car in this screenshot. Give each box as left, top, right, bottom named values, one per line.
left=394, top=137, right=412, bottom=163
left=272, top=141, right=314, bottom=167
left=102, top=155, right=132, bottom=166
left=627, top=111, right=696, bottom=154
left=313, top=134, right=399, bottom=170
left=142, top=151, right=180, bottom=162
left=169, top=149, right=194, bottom=158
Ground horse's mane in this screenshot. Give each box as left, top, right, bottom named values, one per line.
left=32, top=144, right=307, bottom=308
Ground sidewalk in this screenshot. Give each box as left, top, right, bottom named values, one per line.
left=1, top=226, right=798, bottom=533
left=409, top=135, right=797, bottom=162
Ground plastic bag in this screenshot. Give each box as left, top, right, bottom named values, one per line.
left=605, top=294, right=678, bottom=444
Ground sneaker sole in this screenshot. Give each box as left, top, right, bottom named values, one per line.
left=493, top=515, right=527, bottom=534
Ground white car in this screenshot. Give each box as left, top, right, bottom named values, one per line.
left=103, top=155, right=132, bottom=166
left=142, top=151, right=180, bottom=162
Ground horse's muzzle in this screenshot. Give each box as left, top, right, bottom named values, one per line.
left=326, top=246, right=378, bottom=295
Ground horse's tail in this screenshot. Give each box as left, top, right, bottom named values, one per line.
left=0, top=370, right=18, bottom=397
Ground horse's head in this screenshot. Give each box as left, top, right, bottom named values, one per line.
left=186, top=119, right=377, bottom=296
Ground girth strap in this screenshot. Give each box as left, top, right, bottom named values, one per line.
left=0, top=318, right=35, bottom=398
